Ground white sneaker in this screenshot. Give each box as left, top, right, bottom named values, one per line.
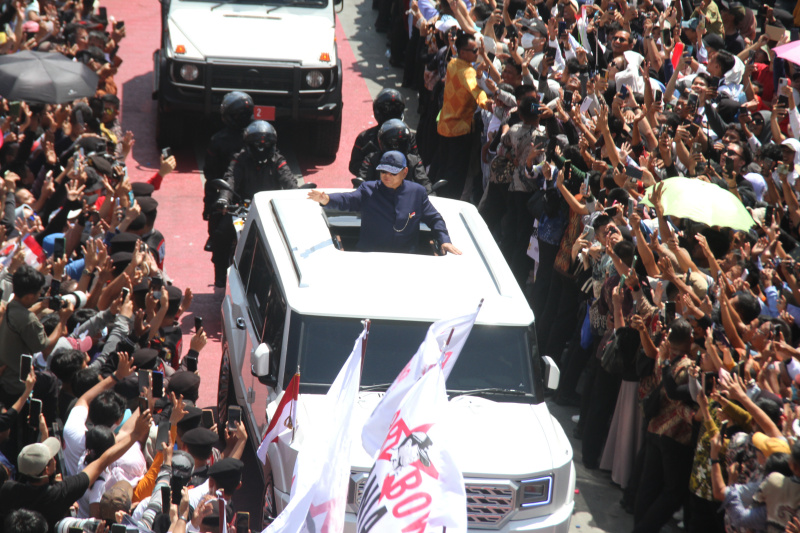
left=571, top=414, right=580, bottom=424
left=673, top=509, right=683, bottom=522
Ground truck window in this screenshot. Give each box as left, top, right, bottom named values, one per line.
left=285, top=316, right=541, bottom=402
left=237, top=225, right=258, bottom=291
left=240, top=228, right=286, bottom=354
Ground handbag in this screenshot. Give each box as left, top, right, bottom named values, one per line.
left=489, top=154, right=515, bottom=184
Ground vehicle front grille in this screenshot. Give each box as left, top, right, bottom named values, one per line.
left=466, top=484, right=515, bottom=528
left=211, top=65, right=294, bottom=92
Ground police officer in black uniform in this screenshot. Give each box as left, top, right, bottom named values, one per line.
left=211, top=120, right=298, bottom=287
left=348, top=88, right=419, bottom=176
left=357, top=119, right=431, bottom=193
left=203, top=92, right=254, bottom=251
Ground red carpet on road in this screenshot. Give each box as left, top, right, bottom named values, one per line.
left=111, top=0, right=376, bottom=407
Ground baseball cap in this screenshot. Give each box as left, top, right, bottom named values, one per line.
left=18, top=437, right=61, bottom=477
left=703, top=34, right=725, bottom=51
left=520, top=18, right=548, bottom=37
left=376, top=151, right=407, bottom=174
left=99, top=480, right=133, bottom=521
left=434, top=16, right=459, bottom=34
left=751, top=432, right=791, bottom=458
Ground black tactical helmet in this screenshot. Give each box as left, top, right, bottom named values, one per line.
left=373, top=88, right=405, bottom=125
left=243, top=120, right=278, bottom=163
left=220, top=91, right=254, bottom=130
left=377, top=119, right=411, bottom=154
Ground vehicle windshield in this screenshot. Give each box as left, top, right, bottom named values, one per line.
left=285, top=315, right=542, bottom=403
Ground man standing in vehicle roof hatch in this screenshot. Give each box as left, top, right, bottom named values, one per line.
left=308, top=151, right=461, bottom=255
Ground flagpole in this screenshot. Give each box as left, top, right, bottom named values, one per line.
left=360, top=319, right=371, bottom=374
left=291, top=366, right=300, bottom=443
left=439, top=299, right=483, bottom=354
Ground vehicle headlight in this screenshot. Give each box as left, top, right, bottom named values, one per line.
left=179, top=64, right=199, bottom=81
left=305, top=70, right=325, bottom=88
left=519, top=476, right=552, bottom=507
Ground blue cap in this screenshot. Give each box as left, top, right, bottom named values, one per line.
left=681, top=17, right=699, bottom=30
left=42, top=233, right=65, bottom=257
left=376, top=151, right=407, bottom=174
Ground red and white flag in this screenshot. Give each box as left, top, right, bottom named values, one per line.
left=0, top=236, right=46, bottom=269
left=361, top=303, right=481, bottom=456
left=357, top=364, right=467, bottom=533
left=262, top=323, right=368, bottom=533
left=257, top=372, right=300, bottom=464
left=22, top=235, right=45, bottom=267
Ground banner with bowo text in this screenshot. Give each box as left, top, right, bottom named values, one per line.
left=357, top=364, right=467, bottom=533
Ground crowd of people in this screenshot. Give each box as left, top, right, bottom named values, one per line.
left=0, top=1, right=256, bottom=532
left=365, top=0, right=800, bottom=530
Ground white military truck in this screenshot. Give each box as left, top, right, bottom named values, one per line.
left=218, top=190, right=575, bottom=531
left=153, top=0, right=342, bottom=155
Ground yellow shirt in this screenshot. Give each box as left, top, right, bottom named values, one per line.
left=700, top=2, right=723, bottom=37
left=437, top=57, right=488, bottom=138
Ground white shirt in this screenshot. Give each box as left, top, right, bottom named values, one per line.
left=62, top=404, right=147, bottom=483
left=63, top=405, right=89, bottom=476
left=76, top=456, right=110, bottom=518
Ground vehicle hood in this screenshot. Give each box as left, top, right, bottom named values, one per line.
left=293, top=392, right=572, bottom=479
left=167, top=4, right=335, bottom=64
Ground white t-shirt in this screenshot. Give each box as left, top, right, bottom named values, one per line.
left=63, top=404, right=147, bottom=483
left=76, top=456, right=111, bottom=518
left=63, top=405, right=89, bottom=476
left=108, top=443, right=146, bottom=487
left=187, top=481, right=211, bottom=533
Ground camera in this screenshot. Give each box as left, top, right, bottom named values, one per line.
left=50, top=291, right=88, bottom=310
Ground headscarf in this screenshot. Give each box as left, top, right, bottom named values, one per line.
left=754, top=110, right=772, bottom=145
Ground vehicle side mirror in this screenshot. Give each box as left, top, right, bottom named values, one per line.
left=251, top=343, right=277, bottom=387
left=431, top=179, right=448, bottom=193
left=542, top=356, right=560, bottom=391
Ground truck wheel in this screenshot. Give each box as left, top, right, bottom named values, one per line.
left=261, top=470, right=277, bottom=528
left=314, top=112, right=342, bottom=157
left=155, top=106, right=184, bottom=149
left=217, top=341, right=235, bottom=442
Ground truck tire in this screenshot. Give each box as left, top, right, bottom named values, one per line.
left=217, top=340, right=235, bottom=442
left=314, top=112, right=342, bottom=157
left=261, top=471, right=277, bottom=528
left=155, top=106, right=184, bottom=149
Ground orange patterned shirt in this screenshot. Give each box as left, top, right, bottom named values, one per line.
left=437, top=57, right=488, bottom=138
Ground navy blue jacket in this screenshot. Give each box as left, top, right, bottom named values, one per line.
left=325, top=181, right=451, bottom=253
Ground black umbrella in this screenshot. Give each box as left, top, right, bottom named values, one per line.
left=0, top=51, right=99, bottom=104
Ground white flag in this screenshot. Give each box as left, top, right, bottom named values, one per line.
left=357, top=365, right=467, bottom=533
left=257, top=372, right=300, bottom=464
left=262, top=323, right=367, bottom=533
left=361, top=304, right=481, bottom=457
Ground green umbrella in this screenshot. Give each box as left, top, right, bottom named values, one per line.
left=640, top=177, right=755, bottom=232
